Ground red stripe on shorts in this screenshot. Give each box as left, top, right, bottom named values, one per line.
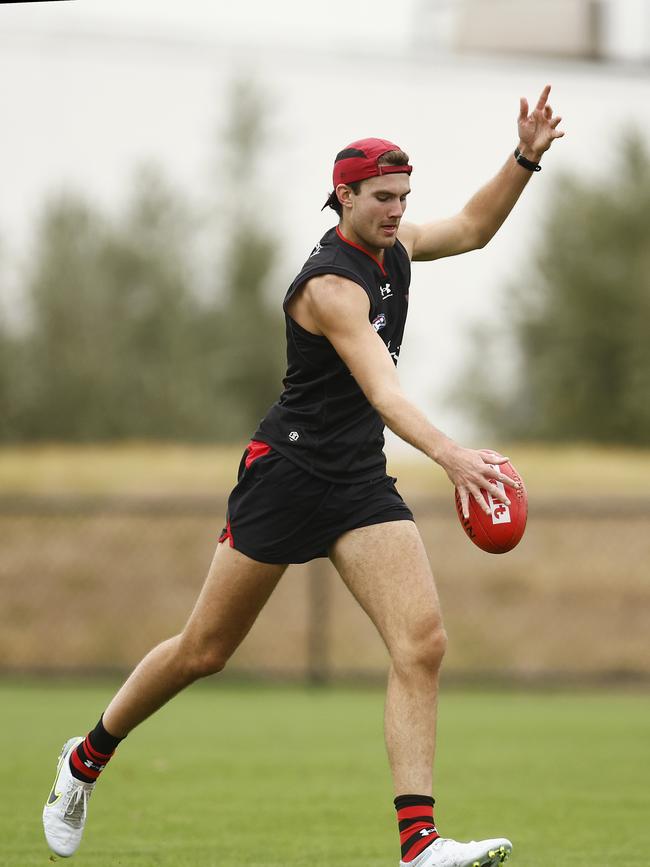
left=218, top=520, right=234, bottom=548
left=245, top=440, right=271, bottom=469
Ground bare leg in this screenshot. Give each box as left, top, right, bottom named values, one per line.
left=329, top=521, right=447, bottom=796
left=103, top=543, right=287, bottom=737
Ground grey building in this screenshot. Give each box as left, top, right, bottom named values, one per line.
left=415, top=0, right=650, bottom=63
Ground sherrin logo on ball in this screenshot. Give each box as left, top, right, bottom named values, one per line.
left=487, top=478, right=511, bottom=524
left=455, top=460, right=528, bottom=554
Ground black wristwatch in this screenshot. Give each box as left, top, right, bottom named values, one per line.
left=514, top=147, right=541, bottom=172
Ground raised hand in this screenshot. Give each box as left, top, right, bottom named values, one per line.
left=518, top=84, right=564, bottom=161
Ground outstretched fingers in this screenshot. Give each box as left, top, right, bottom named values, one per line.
left=536, top=83, right=551, bottom=111
left=458, top=488, right=471, bottom=520
left=458, top=476, right=513, bottom=520
left=459, top=481, right=508, bottom=519
left=471, top=485, right=490, bottom=517
left=458, top=485, right=490, bottom=519
left=449, top=446, right=518, bottom=520
left=478, top=449, right=508, bottom=464
left=477, top=450, right=517, bottom=491
left=518, top=96, right=529, bottom=121
left=551, top=114, right=565, bottom=137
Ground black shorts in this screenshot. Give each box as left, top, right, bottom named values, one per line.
left=219, top=440, right=414, bottom=564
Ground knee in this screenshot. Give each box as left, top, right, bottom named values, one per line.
left=187, top=650, right=228, bottom=680
left=391, top=617, right=448, bottom=677
left=174, top=636, right=230, bottom=681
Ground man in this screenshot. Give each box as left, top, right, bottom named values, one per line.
left=43, top=86, right=563, bottom=866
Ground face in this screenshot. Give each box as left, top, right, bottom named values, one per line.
left=338, top=173, right=411, bottom=253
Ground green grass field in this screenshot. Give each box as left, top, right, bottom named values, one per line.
left=2, top=682, right=648, bottom=866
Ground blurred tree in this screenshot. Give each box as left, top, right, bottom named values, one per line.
left=0, top=77, right=285, bottom=442
left=6, top=172, right=204, bottom=440
left=209, top=77, right=285, bottom=439
left=0, top=196, right=110, bottom=440
left=0, top=241, right=13, bottom=440
left=456, top=130, right=650, bottom=444
left=103, top=165, right=206, bottom=439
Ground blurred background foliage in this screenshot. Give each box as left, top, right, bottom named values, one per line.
left=1, top=86, right=650, bottom=446
left=456, top=129, right=650, bottom=445
left=0, top=78, right=285, bottom=443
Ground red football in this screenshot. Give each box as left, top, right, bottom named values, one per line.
left=454, top=460, right=528, bottom=554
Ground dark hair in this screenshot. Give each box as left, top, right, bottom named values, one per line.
left=323, top=149, right=410, bottom=217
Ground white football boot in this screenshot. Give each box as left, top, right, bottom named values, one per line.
left=43, top=737, right=95, bottom=857
left=400, top=836, right=512, bottom=867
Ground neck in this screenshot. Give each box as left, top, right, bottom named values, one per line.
left=337, top=221, right=385, bottom=263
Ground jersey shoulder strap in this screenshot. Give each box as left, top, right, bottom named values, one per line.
left=284, top=227, right=382, bottom=315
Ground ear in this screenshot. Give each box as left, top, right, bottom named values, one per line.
left=336, top=184, right=354, bottom=210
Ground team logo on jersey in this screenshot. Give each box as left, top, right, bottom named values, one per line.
left=372, top=314, right=387, bottom=332
left=379, top=282, right=393, bottom=300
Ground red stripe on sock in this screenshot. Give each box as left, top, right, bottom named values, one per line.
left=406, top=831, right=440, bottom=861
left=84, top=737, right=112, bottom=762
left=70, top=747, right=101, bottom=781
left=400, top=822, right=438, bottom=846
left=397, top=805, right=434, bottom=821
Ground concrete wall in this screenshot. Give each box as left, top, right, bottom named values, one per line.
left=456, top=0, right=601, bottom=58
left=415, top=0, right=650, bottom=62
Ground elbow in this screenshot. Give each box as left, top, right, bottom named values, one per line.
left=472, top=224, right=493, bottom=250
left=462, top=216, right=488, bottom=253
left=461, top=212, right=493, bottom=251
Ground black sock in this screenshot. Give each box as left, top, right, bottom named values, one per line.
left=88, top=715, right=124, bottom=754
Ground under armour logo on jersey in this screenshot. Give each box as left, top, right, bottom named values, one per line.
left=379, top=282, right=393, bottom=300
left=309, top=242, right=322, bottom=258
left=386, top=339, right=401, bottom=365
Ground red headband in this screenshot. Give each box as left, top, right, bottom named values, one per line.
left=332, top=137, right=412, bottom=187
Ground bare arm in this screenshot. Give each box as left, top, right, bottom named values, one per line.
left=398, top=85, right=564, bottom=261
left=301, top=274, right=516, bottom=516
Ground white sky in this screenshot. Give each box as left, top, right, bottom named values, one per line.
left=1, top=2, right=649, bottom=446
left=2, top=0, right=418, bottom=49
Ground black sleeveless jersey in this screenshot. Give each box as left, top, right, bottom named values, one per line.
left=253, top=225, right=411, bottom=483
